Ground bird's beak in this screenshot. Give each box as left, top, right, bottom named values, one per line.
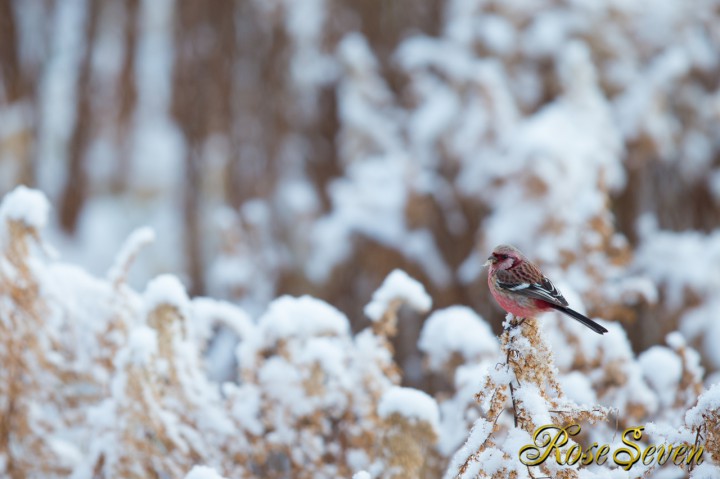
left=483, top=256, right=494, bottom=267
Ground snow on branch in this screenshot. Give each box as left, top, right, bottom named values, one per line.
left=0, top=185, right=50, bottom=231
left=447, top=315, right=610, bottom=479
left=107, top=226, right=156, bottom=286
left=185, top=465, right=228, bottom=479
left=258, top=294, right=350, bottom=344
left=143, top=273, right=191, bottom=318
left=378, top=386, right=440, bottom=479
left=364, top=269, right=431, bottom=337
left=418, top=306, right=498, bottom=374
left=378, top=386, right=440, bottom=432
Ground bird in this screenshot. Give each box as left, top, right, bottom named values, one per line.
left=484, top=244, right=608, bottom=335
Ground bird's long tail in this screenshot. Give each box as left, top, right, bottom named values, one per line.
left=547, top=304, right=608, bottom=335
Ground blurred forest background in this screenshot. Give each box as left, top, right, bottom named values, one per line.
left=2, top=0, right=720, bottom=415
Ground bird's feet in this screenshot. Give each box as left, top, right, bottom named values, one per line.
left=502, top=315, right=526, bottom=332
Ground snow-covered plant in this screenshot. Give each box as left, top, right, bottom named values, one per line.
left=0, top=186, right=68, bottom=477
left=643, top=381, right=720, bottom=478
left=224, top=269, right=436, bottom=478
left=234, top=295, right=359, bottom=478
left=76, top=275, right=234, bottom=478
left=544, top=314, right=658, bottom=428
left=1, top=185, right=719, bottom=479
left=377, top=387, right=439, bottom=479
left=0, top=186, right=448, bottom=478
left=446, top=315, right=608, bottom=479
left=635, top=221, right=720, bottom=372
left=433, top=302, right=716, bottom=479
left=418, top=306, right=499, bottom=464
left=686, top=383, right=720, bottom=467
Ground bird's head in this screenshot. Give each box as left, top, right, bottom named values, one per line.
left=484, top=244, right=523, bottom=271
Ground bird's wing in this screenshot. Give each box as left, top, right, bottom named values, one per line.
left=495, top=271, right=569, bottom=307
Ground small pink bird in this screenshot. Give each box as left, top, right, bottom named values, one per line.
left=485, top=244, right=607, bottom=335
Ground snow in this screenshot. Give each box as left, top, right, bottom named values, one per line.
left=297, top=337, right=348, bottom=377
left=284, top=0, right=325, bottom=45
left=559, top=371, right=597, bottom=406
left=222, top=383, right=263, bottom=436
left=665, top=331, right=687, bottom=350
left=639, top=346, right=683, bottom=405
left=471, top=447, right=506, bottom=475
left=338, top=32, right=380, bottom=73
left=309, top=35, right=459, bottom=287
left=258, top=295, right=350, bottom=344
left=42, top=261, right=137, bottom=373
left=522, top=10, right=573, bottom=58
left=689, top=463, right=720, bottom=479
left=131, top=0, right=183, bottom=191
left=125, top=326, right=158, bottom=366
left=703, top=308, right=720, bottom=369
left=47, top=437, right=82, bottom=468
left=457, top=250, right=482, bottom=284
left=364, top=269, right=432, bottom=321
left=107, top=227, right=156, bottom=283
left=284, top=0, right=338, bottom=111
left=378, top=386, right=440, bottom=432
left=634, top=218, right=720, bottom=369
left=418, top=306, right=498, bottom=371
left=513, top=383, right=553, bottom=426
left=143, top=274, right=190, bottom=317
left=455, top=40, right=627, bottom=290
left=336, top=35, right=401, bottom=156
left=191, top=297, right=255, bottom=343
left=184, top=465, right=227, bottom=479
left=685, top=382, right=720, bottom=427
left=276, top=176, right=320, bottom=217
left=635, top=217, right=720, bottom=310
left=191, top=297, right=256, bottom=381
left=308, top=157, right=456, bottom=287
left=500, top=428, right=534, bottom=472
left=435, top=363, right=489, bottom=456
left=476, top=15, right=516, bottom=55
left=408, top=81, right=460, bottom=151
left=0, top=185, right=51, bottom=230
left=352, top=472, right=371, bottom=479
left=443, top=418, right=494, bottom=479
left=257, top=357, right=312, bottom=417
left=35, top=0, right=86, bottom=200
